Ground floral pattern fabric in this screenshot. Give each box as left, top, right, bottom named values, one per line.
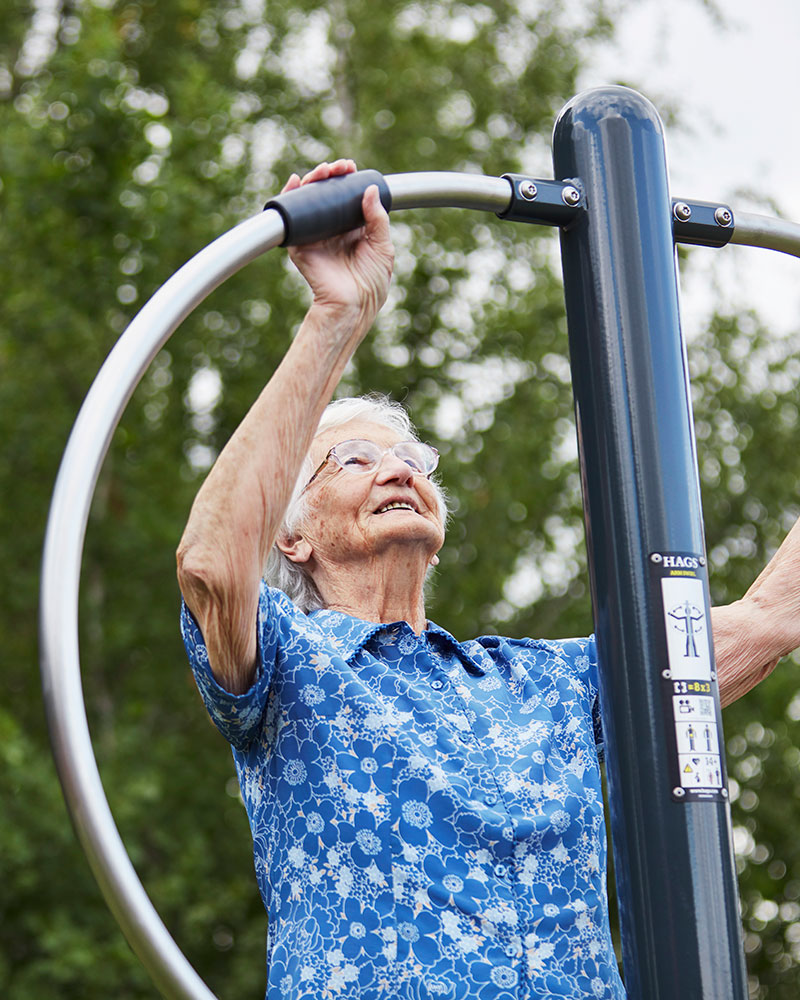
left=181, top=585, right=625, bottom=1000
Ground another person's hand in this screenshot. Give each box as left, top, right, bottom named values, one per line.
left=713, top=514, right=800, bottom=706
left=282, top=159, right=394, bottom=325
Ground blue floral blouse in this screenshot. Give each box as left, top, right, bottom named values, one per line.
left=181, top=584, right=625, bottom=1000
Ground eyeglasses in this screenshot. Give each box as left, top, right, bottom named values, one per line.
left=301, top=438, right=439, bottom=494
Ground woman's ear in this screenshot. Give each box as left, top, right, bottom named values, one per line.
left=276, top=530, right=313, bottom=565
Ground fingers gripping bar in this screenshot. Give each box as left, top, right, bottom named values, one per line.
left=264, top=169, right=392, bottom=246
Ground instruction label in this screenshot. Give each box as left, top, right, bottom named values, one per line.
left=661, top=576, right=712, bottom=679
left=650, top=552, right=727, bottom=803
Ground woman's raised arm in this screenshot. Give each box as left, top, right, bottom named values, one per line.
left=176, top=160, right=394, bottom=693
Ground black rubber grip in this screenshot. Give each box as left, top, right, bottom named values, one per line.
left=264, top=169, right=392, bottom=246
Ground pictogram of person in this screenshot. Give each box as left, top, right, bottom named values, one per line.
left=669, top=600, right=705, bottom=657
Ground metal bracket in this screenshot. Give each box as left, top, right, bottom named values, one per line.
left=497, top=174, right=583, bottom=227
left=672, top=198, right=735, bottom=248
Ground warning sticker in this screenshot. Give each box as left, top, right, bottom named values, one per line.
left=661, top=576, right=712, bottom=680
left=678, top=754, right=724, bottom=789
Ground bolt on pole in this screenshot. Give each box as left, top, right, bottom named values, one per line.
left=553, top=86, right=747, bottom=999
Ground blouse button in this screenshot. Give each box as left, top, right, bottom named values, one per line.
left=485, top=792, right=498, bottom=806
left=504, top=943, right=517, bottom=958
left=494, top=863, right=509, bottom=880
left=430, top=679, right=444, bottom=690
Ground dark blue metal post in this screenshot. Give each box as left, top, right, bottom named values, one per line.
left=553, top=87, right=747, bottom=998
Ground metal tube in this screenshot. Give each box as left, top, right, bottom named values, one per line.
left=553, top=86, right=747, bottom=999
left=729, top=210, right=800, bottom=257
left=386, top=170, right=512, bottom=211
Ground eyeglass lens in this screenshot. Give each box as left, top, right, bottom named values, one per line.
left=332, top=439, right=437, bottom=475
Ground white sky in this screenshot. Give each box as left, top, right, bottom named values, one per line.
left=583, top=0, right=800, bottom=337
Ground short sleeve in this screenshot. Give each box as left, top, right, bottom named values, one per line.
left=180, top=584, right=283, bottom=751
left=543, top=633, right=604, bottom=759
left=586, top=634, right=605, bottom=760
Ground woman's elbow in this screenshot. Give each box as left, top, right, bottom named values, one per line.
left=176, top=537, right=219, bottom=612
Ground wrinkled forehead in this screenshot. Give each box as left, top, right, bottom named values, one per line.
left=309, top=419, right=405, bottom=467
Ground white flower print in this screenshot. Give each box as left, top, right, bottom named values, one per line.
left=355, top=830, right=381, bottom=855
left=284, top=759, right=306, bottom=785
left=397, top=922, right=419, bottom=942
left=442, top=874, right=463, bottom=893
left=441, top=911, right=460, bottom=938
left=365, top=861, right=386, bottom=886
left=288, top=845, right=306, bottom=867
left=490, top=966, right=518, bottom=988
left=401, top=799, right=432, bottom=828
left=300, top=684, right=325, bottom=706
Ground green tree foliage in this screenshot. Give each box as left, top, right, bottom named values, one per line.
left=1, top=2, right=798, bottom=997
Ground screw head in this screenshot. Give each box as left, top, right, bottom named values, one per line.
left=721, top=788, right=729, bottom=799
left=673, top=787, right=686, bottom=798
left=662, top=669, right=672, bottom=680
left=699, top=556, right=706, bottom=566
left=561, top=184, right=580, bottom=207
left=673, top=201, right=692, bottom=222
left=650, top=552, right=662, bottom=563
left=519, top=180, right=537, bottom=201
left=714, top=206, right=733, bottom=227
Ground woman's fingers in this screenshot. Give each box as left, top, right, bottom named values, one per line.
left=298, top=158, right=356, bottom=186
left=362, top=185, right=392, bottom=250
left=279, top=172, right=301, bottom=195
left=282, top=159, right=359, bottom=198
left=362, top=184, right=386, bottom=226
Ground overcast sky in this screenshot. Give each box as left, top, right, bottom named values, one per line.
left=582, top=0, right=800, bottom=336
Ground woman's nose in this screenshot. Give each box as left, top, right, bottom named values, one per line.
left=374, top=451, right=416, bottom=484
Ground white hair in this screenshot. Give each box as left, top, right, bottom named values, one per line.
left=264, top=393, right=448, bottom=612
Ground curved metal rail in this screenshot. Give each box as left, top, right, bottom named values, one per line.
left=39, top=169, right=800, bottom=1000
left=730, top=210, right=800, bottom=257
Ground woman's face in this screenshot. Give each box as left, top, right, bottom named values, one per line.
left=290, top=419, right=445, bottom=571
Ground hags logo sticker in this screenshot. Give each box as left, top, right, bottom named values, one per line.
left=663, top=555, right=699, bottom=569
left=651, top=553, right=700, bottom=570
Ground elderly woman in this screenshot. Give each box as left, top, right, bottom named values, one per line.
left=177, top=160, right=799, bottom=1000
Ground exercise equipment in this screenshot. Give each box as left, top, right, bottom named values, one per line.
left=40, top=86, right=800, bottom=999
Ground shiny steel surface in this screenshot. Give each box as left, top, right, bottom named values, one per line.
left=730, top=210, right=800, bottom=257
left=386, top=170, right=512, bottom=211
